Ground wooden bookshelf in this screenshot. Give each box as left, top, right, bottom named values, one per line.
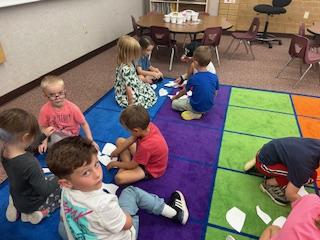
left=149, top=0, right=208, bottom=14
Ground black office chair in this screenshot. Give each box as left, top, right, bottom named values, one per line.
left=254, top=0, right=292, bottom=48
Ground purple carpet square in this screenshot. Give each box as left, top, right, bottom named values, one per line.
left=215, top=85, right=231, bottom=106
left=134, top=156, right=214, bottom=221
left=153, top=119, right=221, bottom=164
left=138, top=214, right=203, bottom=240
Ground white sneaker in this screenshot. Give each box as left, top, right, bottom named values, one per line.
left=21, top=211, right=44, bottom=224
left=6, top=195, right=18, bottom=222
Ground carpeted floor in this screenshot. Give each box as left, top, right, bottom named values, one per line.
left=1, top=78, right=319, bottom=240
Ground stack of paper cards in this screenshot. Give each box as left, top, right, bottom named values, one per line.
left=42, top=168, right=51, bottom=174
left=164, top=81, right=179, bottom=88
left=98, top=143, right=118, bottom=166
left=102, top=143, right=117, bottom=156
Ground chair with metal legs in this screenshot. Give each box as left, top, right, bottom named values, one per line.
left=150, top=26, right=177, bottom=71
left=276, top=34, right=320, bottom=88
left=225, top=17, right=260, bottom=60
left=200, top=27, right=222, bottom=66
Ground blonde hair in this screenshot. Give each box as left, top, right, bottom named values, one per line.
left=117, top=35, right=141, bottom=65
left=40, top=75, right=64, bottom=91
left=193, top=46, right=212, bottom=67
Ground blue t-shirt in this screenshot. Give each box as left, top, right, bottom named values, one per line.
left=258, top=137, right=320, bottom=188
left=137, top=55, right=151, bottom=71
left=186, top=71, right=219, bottom=113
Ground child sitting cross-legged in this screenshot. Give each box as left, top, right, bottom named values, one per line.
left=107, top=105, right=168, bottom=185
left=171, top=46, right=219, bottom=120
left=47, top=136, right=189, bottom=240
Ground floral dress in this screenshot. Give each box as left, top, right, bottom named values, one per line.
left=115, top=63, right=157, bottom=109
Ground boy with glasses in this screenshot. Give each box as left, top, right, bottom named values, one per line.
left=38, top=75, right=98, bottom=153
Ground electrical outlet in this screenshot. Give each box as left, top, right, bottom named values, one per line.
left=303, top=11, right=309, bottom=19
left=224, top=0, right=235, bottom=3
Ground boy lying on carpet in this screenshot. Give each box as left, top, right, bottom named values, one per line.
left=244, top=137, right=320, bottom=206
left=47, top=136, right=188, bottom=240
left=38, top=75, right=99, bottom=153
left=259, top=194, right=320, bottom=240
left=171, top=46, right=220, bottom=120
left=107, top=105, right=168, bottom=185
left=0, top=108, right=61, bottom=224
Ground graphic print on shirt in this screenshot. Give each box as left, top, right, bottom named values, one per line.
left=63, top=197, right=97, bottom=240
left=48, top=113, right=74, bottom=135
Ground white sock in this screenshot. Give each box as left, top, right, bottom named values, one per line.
left=161, top=204, right=177, bottom=218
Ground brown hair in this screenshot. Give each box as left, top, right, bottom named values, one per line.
left=139, top=36, right=154, bottom=50
left=120, top=105, right=150, bottom=130
left=40, top=75, right=64, bottom=91
left=117, top=35, right=141, bottom=65
left=46, top=136, right=98, bottom=178
left=0, top=108, right=39, bottom=141
left=193, top=46, right=212, bottom=67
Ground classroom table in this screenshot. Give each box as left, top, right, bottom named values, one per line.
left=137, top=13, right=232, bottom=37
left=307, top=22, right=320, bottom=35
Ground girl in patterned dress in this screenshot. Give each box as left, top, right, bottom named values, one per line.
left=115, top=35, right=157, bottom=109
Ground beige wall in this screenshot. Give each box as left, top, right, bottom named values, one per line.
left=0, top=0, right=144, bottom=97
left=218, top=0, right=320, bottom=33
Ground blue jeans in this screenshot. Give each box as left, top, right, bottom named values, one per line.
left=118, top=186, right=165, bottom=239
left=58, top=186, right=165, bottom=240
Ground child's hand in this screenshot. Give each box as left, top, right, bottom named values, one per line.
left=107, top=161, right=119, bottom=170
left=110, top=149, right=119, bottom=158
left=38, top=141, right=48, bottom=154
left=42, top=127, right=55, bottom=137
left=92, top=141, right=100, bottom=151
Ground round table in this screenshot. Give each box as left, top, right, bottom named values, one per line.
left=307, top=22, right=320, bottom=35
left=137, top=13, right=232, bottom=35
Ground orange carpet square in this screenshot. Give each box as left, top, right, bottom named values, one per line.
left=297, top=116, right=320, bottom=139
left=292, top=95, right=320, bottom=118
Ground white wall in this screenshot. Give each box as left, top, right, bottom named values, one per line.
left=0, top=0, right=144, bottom=97
left=208, top=0, right=219, bottom=16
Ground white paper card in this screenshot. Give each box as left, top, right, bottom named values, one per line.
left=164, top=81, right=178, bottom=88
left=272, top=216, right=286, bottom=228
left=159, top=88, right=168, bottom=96
left=102, top=183, right=119, bottom=194
left=226, top=207, right=246, bottom=233
left=98, top=150, right=102, bottom=156
left=226, top=236, right=236, bottom=240
left=168, top=95, right=174, bottom=100
left=256, top=205, right=272, bottom=224
left=102, top=143, right=117, bottom=156
left=42, top=168, right=51, bottom=174
left=298, top=186, right=309, bottom=197
left=151, top=84, right=157, bottom=89
left=187, top=91, right=192, bottom=97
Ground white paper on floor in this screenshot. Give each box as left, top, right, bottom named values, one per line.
left=102, top=183, right=119, bottom=194
left=298, top=186, right=309, bottom=197
left=98, top=155, right=118, bottom=166
left=42, top=168, right=51, bottom=174
left=102, top=143, right=117, bottom=156
left=168, top=95, right=174, bottom=100
left=226, top=207, right=246, bottom=233
left=151, top=84, right=157, bottom=89
left=187, top=90, right=192, bottom=97
left=164, top=81, right=178, bottom=88
left=226, top=235, right=236, bottom=240
left=159, top=88, right=168, bottom=96
left=256, top=205, right=272, bottom=224
left=272, top=216, right=287, bottom=228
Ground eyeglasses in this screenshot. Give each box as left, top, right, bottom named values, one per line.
left=46, top=90, right=66, bottom=100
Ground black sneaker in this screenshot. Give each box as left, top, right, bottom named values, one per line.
left=260, top=181, right=289, bottom=206
left=169, top=190, right=189, bottom=225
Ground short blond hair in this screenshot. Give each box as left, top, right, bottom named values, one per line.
left=117, top=35, right=141, bottom=65
left=193, top=46, right=212, bottom=67
left=40, top=75, right=64, bottom=91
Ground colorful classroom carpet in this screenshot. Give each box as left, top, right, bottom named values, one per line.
left=0, top=79, right=319, bottom=240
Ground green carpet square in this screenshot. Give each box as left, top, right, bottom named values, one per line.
left=206, top=226, right=252, bottom=240
left=219, top=132, right=270, bottom=171
left=209, top=169, right=290, bottom=237
left=225, top=106, right=300, bottom=138
left=229, top=88, right=294, bottom=114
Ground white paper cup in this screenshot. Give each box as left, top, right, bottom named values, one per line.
left=164, top=15, right=170, bottom=23
left=177, top=16, right=183, bottom=24
left=171, top=16, right=177, bottom=24
left=191, top=12, right=199, bottom=22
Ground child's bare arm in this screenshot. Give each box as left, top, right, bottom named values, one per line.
left=285, top=182, right=301, bottom=202
left=107, top=160, right=139, bottom=170
left=172, top=88, right=187, bottom=100
left=259, top=225, right=281, bottom=240
left=111, top=136, right=137, bottom=157
left=126, top=86, right=134, bottom=105
left=122, top=213, right=133, bottom=230
left=81, top=120, right=99, bottom=150
left=136, top=66, right=158, bottom=79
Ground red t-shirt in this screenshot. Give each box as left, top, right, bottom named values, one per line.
left=133, top=123, right=168, bottom=178
left=38, top=100, right=85, bottom=136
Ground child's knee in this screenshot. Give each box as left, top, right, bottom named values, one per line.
left=114, top=173, right=126, bottom=185
left=116, top=137, right=126, bottom=146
